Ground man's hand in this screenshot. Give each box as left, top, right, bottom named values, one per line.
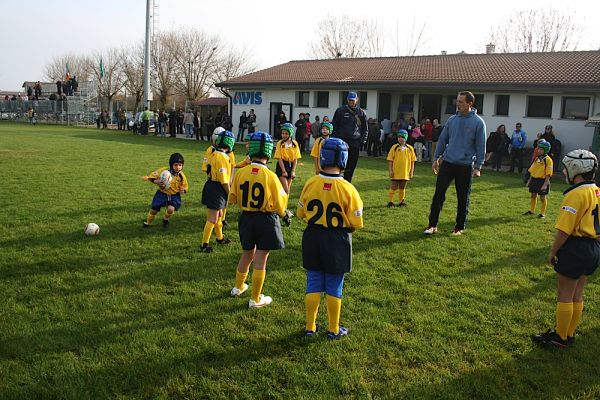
left=473, top=168, right=481, bottom=178
left=432, top=157, right=441, bottom=175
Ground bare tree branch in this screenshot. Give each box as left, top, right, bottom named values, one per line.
left=488, top=8, right=582, bottom=53
left=44, top=53, right=92, bottom=83
left=310, top=15, right=385, bottom=59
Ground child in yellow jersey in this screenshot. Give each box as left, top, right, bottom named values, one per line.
left=533, top=149, right=600, bottom=349
left=274, top=122, right=302, bottom=194
left=143, top=153, right=188, bottom=228
left=234, top=133, right=252, bottom=169
left=310, top=122, right=332, bottom=174
left=228, top=132, right=291, bottom=308
left=203, top=127, right=235, bottom=227
left=386, top=129, right=416, bottom=208
left=524, top=139, right=553, bottom=218
left=200, top=130, right=235, bottom=253
left=297, top=138, right=364, bottom=340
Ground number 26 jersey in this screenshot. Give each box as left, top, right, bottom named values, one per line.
left=229, top=162, right=288, bottom=215
left=297, top=173, right=364, bottom=230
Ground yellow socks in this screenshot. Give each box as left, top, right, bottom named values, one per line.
left=555, top=302, right=573, bottom=340
left=540, top=197, right=548, bottom=215
left=567, top=301, right=584, bottom=337
left=530, top=197, right=537, bottom=213
left=398, top=188, right=406, bottom=203
left=164, top=209, right=173, bottom=221
left=250, top=269, right=266, bottom=303
left=202, top=221, right=214, bottom=244
left=146, top=212, right=156, bottom=225
left=235, top=270, right=248, bottom=290
left=222, top=208, right=228, bottom=221
left=215, top=217, right=224, bottom=241
left=326, top=295, right=342, bottom=335
left=305, top=293, right=321, bottom=332
left=388, top=189, right=396, bottom=202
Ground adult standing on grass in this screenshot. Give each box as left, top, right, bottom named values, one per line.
left=509, top=122, right=527, bottom=174
left=424, top=91, right=486, bottom=236
left=332, top=91, right=367, bottom=183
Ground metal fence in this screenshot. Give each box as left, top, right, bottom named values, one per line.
left=0, top=98, right=97, bottom=125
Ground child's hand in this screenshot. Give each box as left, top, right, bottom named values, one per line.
left=291, top=171, right=296, bottom=179
left=389, top=171, right=394, bottom=178
left=180, top=187, right=186, bottom=193
left=549, top=253, right=558, bottom=266
left=282, top=171, right=288, bottom=177
left=541, top=184, right=548, bottom=191
left=157, top=182, right=166, bottom=190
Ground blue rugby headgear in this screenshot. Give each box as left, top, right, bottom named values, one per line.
left=320, top=138, right=348, bottom=169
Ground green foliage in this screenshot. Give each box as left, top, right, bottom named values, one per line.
left=1, top=123, right=599, bottom=399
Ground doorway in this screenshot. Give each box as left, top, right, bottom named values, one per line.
left=419, top=94, right=442, bottom=122
left=377, top=93, right=391, bottom=122
left=270, top=102, right=293, bottom=139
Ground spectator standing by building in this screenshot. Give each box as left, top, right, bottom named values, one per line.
left=205, top=110, right=214, bottom=138
left=237, top=111, right=247, bottom=142
left=332, top=91, right=367, bottom=182
left=294, top=113, right=307, bottom=151
left=509, top=122, right=527, bottom=173
left=183, top=109, right=194, bottom=138
left=487, top=124, right=510, bottom=171
left=247, top=109, right=257, bottom=134
left=168, top=109, right=177, bottom=137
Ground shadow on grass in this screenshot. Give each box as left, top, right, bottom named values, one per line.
left=399, top=326, right=600, bottom=399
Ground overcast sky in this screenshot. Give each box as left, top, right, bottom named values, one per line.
left=1, top=0, right=599, bottom=91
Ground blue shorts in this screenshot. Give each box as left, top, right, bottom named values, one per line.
left=151, top=191, right=181, bottom=211
left=306, top=270, right=345, bottom=298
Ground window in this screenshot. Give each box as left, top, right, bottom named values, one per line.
left=495, top=95, right=510, bottom=116
left=315, top=91, right=329, bottom=108
left=526, top=96, right=553, bottom=118
left=297, top=91, right=309, bottom=107
left=398, top=94, right=414, bottom=112
left=341, top=91, right=368, bottom=109
left=473, top=94, right=484, bottom=115
left=561, top=97, right=589, bottom=119
left=445, top=95, right=456, bottom=114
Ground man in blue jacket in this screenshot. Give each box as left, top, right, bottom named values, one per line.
left=332, top=91, right=367, bottom=182
left=509, top=122, right=527, bottom=173
left=424, top=91, right=486, bottom=236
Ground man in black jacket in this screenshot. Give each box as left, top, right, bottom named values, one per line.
left=332, top=91, right=367, bottom=182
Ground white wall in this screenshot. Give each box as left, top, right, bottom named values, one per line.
left=229, top=88, right=598, bottom=154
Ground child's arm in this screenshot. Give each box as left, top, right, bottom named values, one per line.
left=277, top=158, right=288, bottom=177
left=541, top=175, right=551, bottom=190
left=409, top=161, right=415, bottom=179
left=313, top=156, right=319, bottom=175
left=549, top=229, right=570, bottom=265
left=388, top=161, right=394, bottom=178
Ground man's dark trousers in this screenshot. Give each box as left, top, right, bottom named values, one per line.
left=428, top=161, right=473, bottom=230
left=509, top=148, right=524, bottom=173
left=343, top=144, right=360, bottom=182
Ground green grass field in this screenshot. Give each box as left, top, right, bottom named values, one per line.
left=1, top=122, right=599, bottom=399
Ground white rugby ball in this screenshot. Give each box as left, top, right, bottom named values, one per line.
left=158, top=170, right=172, bottom=189
left=84, top=223, right=100, bottom=236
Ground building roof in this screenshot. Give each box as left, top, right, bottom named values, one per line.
left=217, top=51, right=600, bottom=91
left=194, top=97, right=228, bottom=106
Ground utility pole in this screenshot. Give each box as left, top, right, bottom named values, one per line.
left=143, top=0, right=153, bottom=109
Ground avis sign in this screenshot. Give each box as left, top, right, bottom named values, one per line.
left=233, top=91, right=262, bottom=105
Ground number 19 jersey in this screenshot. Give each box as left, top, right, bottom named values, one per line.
left=229, top=162, right=288, bottom=215
left=297, top=173, right=364, bottom=230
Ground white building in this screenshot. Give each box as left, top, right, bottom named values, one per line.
left=217, top=50, right=600, bottom=155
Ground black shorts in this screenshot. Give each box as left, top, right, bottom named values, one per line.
left=554, top=236, right=600, bottom=279
left=528, top=177, right=550, bottom=195
left=238, top=212, right=285, bottom=251
left=276, top=161, right=293, bottom=178
left=202, top=179, right=227, bottom=210
left=302, top=224, right=352, bottom=274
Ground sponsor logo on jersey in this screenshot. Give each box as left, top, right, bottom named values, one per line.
left=323, top=183, right=332, bottom=191
left=561, top=205, right=577, bottom=215
left=251, top=168, right=259, bottom=175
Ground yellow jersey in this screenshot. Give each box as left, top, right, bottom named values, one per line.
left=274, top=139, right=301, bottom=162
left=147, top=167, right=189, bottom=195
left=208, top=150, right=232, bottom=185
left=555, top=182, right=600, bottom=239
left=528, top=156, right=553, bottom=179
left=229, top=162, right=288, bottom=215
left=202, top=147, right=235, bottom=173
left=310, top=136, right=328, bottom=172
left=297, top=173, right=363, bottom=230
left=387, top=143, right=416, bottom=180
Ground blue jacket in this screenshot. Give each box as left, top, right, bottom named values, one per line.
left=434, top=108, right=486, bottom=168
left=511, top=130, right=527, bottom=149
left=332, top=105, right=367, bottom=146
